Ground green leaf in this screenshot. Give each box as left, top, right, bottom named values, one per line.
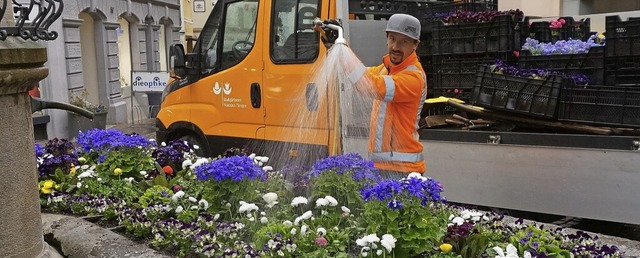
left=153, top=175, right=168, bottom=187
left=386, top=210, right=399, bottom=221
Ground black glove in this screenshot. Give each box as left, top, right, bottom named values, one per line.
left=314, top=19, right=342, bottom=48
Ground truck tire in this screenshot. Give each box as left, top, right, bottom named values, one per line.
left=179, top=135, right=207, bottom=157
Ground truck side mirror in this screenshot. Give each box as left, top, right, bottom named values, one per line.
left=170, top=44, right=186, bottom=78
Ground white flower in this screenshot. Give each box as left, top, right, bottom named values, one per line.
left=249, top=217, right=255, bottom=222
left=248, top=153, right=257, bottom=160
left=341, top=206, right=351, bottom=214
left=524, top=251, right=532, bottom=258
left=140, top=171, right=147, bottom=176
left=324, top=195, right=338, bottom=206
left=198, top=199, right=209, bottom=209
left=124, top=177, right=134, bottom=183
left=406, top=172, right=424, bottom=180
left=189, top=196, right=198, bottom=202
left=239, top=202, right=259, bottom=213
left=80, top=165, right=89, bottom=170
left=315, top=198, right=329, bottom=207
left=262, top=192, right=278, bottom=204
left=260, top=156, right=269, bottom=163
left=380, top=234, right=396, bottom=253
left=260, top=217, right=268, bottom=224
left=376, top=250, right=383, bottom=256
left=262, top=166, right=273, bottom=172
left=77, top=171, right=94, bottom=179
left=191, top=158, right=209, bottom=169
left=365, top=234, right=380, bottom=243
left=97, top=178, right=102, bottom=182
left=182, top=160, right=193, bottom=170
left=493, top=244, right=519, bottom=258
left=193, top=145, right=199, bottom=150
left=291, top=196, right=308, bottom=207
left=317, top=227, right=326, bottom=236
left=175, top=205, right=184, bottom=213
left=190, top=205, right=199, bottom=210
left=161, top=142, right=167, bottom=147
left=362, top=251, right=369, bottom=257
left=283, top=220, right=292, bottom=227
left=290, top=228, right=297, bottom=235
left=172, top=191, right=185, bottom=202
left=76, top=182, right=82, bottom=188
left=294, top=217, right=302, bottom=226
left=451, top=216, right=464, bottom=226
left=321, top=210, right=328, bottom=215
left=301, top=210, right=313, bottom=220
left=300, top=225, right=308, bottom=235
left=213, top=214, right=220, bottom=221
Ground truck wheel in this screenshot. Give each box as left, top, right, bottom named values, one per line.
left=179, top=135, right=206, bottom=157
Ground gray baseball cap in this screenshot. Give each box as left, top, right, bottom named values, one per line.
left=385, top=14, right=421, bottom=40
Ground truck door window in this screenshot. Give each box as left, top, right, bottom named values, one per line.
left=271, top=0, right=320, bottom=63
left=221, top=0, right=259, bottom=69
left=198, top=0, right=258, bottom=73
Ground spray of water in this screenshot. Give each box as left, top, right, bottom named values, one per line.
left=257, top=41, right=380, bottom=192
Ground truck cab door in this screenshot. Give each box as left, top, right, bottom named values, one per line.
left=262, top=0, right=334, bottom=166
left=190, top=0, right=266, bottom=154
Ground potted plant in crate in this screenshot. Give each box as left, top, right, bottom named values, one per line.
left=68, top=89, right=108, bottom=139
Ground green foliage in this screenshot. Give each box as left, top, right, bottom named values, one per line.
left=138, top=185, right=173, bottom=207
left=308, top=170, right=365, bottom=214
left=139, top=163, right=189, bottom=191
left=362, top=200, right=449, bottom=257
left=509, top=224, right=572, bottom=258
left=96, top=147, right=155, bottom=179
left=200, top=179, right=261, bottom=217
left=52, top=167, right=79, bottom=193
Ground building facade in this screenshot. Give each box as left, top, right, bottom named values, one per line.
left=39, top=0, right=181, bottom=139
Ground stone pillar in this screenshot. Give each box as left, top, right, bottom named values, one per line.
left=0, top=37, right=48, bottom=257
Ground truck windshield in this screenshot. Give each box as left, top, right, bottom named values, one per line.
left=197, top=0, right=259, bottom=73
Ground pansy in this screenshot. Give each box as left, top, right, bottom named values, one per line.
left=291, top=196, right=308, bottom=207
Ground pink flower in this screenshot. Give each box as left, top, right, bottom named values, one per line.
left=315, top=237, right=328, bottom=247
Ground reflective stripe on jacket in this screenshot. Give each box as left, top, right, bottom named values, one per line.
left=365, top=52, right=427, bottom=173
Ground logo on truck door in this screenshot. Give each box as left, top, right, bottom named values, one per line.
left=213, top=82, right=246, bottom=109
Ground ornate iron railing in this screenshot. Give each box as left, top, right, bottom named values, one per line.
left=0, top=0, right=63, bottom=41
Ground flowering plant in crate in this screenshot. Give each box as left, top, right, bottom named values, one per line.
left=521, top=35, right=604, bottom=56
left=491, top=59, right=590, bottom=85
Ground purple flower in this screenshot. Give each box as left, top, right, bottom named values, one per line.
left=194, top=155, right=265, bottom=182
left=387, top=200, right=403, bottom=210
left=306, top=153, right=381, bottom=182
left=76, top=129, right=155, bottom=153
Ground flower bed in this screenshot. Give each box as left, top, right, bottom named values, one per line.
left=36, top=129, right=625, bottom=257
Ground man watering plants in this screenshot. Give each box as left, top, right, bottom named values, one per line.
left=324, top=14, right=427, bottom=177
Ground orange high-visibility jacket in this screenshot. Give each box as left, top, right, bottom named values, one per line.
left=354, top=52, right=427, bottom=173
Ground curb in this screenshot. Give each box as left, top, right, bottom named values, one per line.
left=41, top=214, right=169, bottom=258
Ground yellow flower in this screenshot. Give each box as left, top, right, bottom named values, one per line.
left=597, top=33, right=605, bottom=39
left=39, top=180, right=56, bottom=195
left=440, top=243, right=453, bottom=253
left=114, top=168, right=123, bottom=176
left=78, top=157, right=87, bottom=163
left=70, top=165, right=77, bottom=175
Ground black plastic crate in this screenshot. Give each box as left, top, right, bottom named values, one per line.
left=432, top=15, right=527, bottom=55
left=604, top=55, right=640, bottom=86
left=526, top=17, right=591, bottom=43
left=605, top=15, right=640, bottom=57
left=410, top=0, right=497, bottom=33
left=559, top=85, right=640, bottom=127
left=518, top=46, right=604, bottom=85
left=347, top=0, right=446, bottom=20
left=471, top=65, right=569, bottom=118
